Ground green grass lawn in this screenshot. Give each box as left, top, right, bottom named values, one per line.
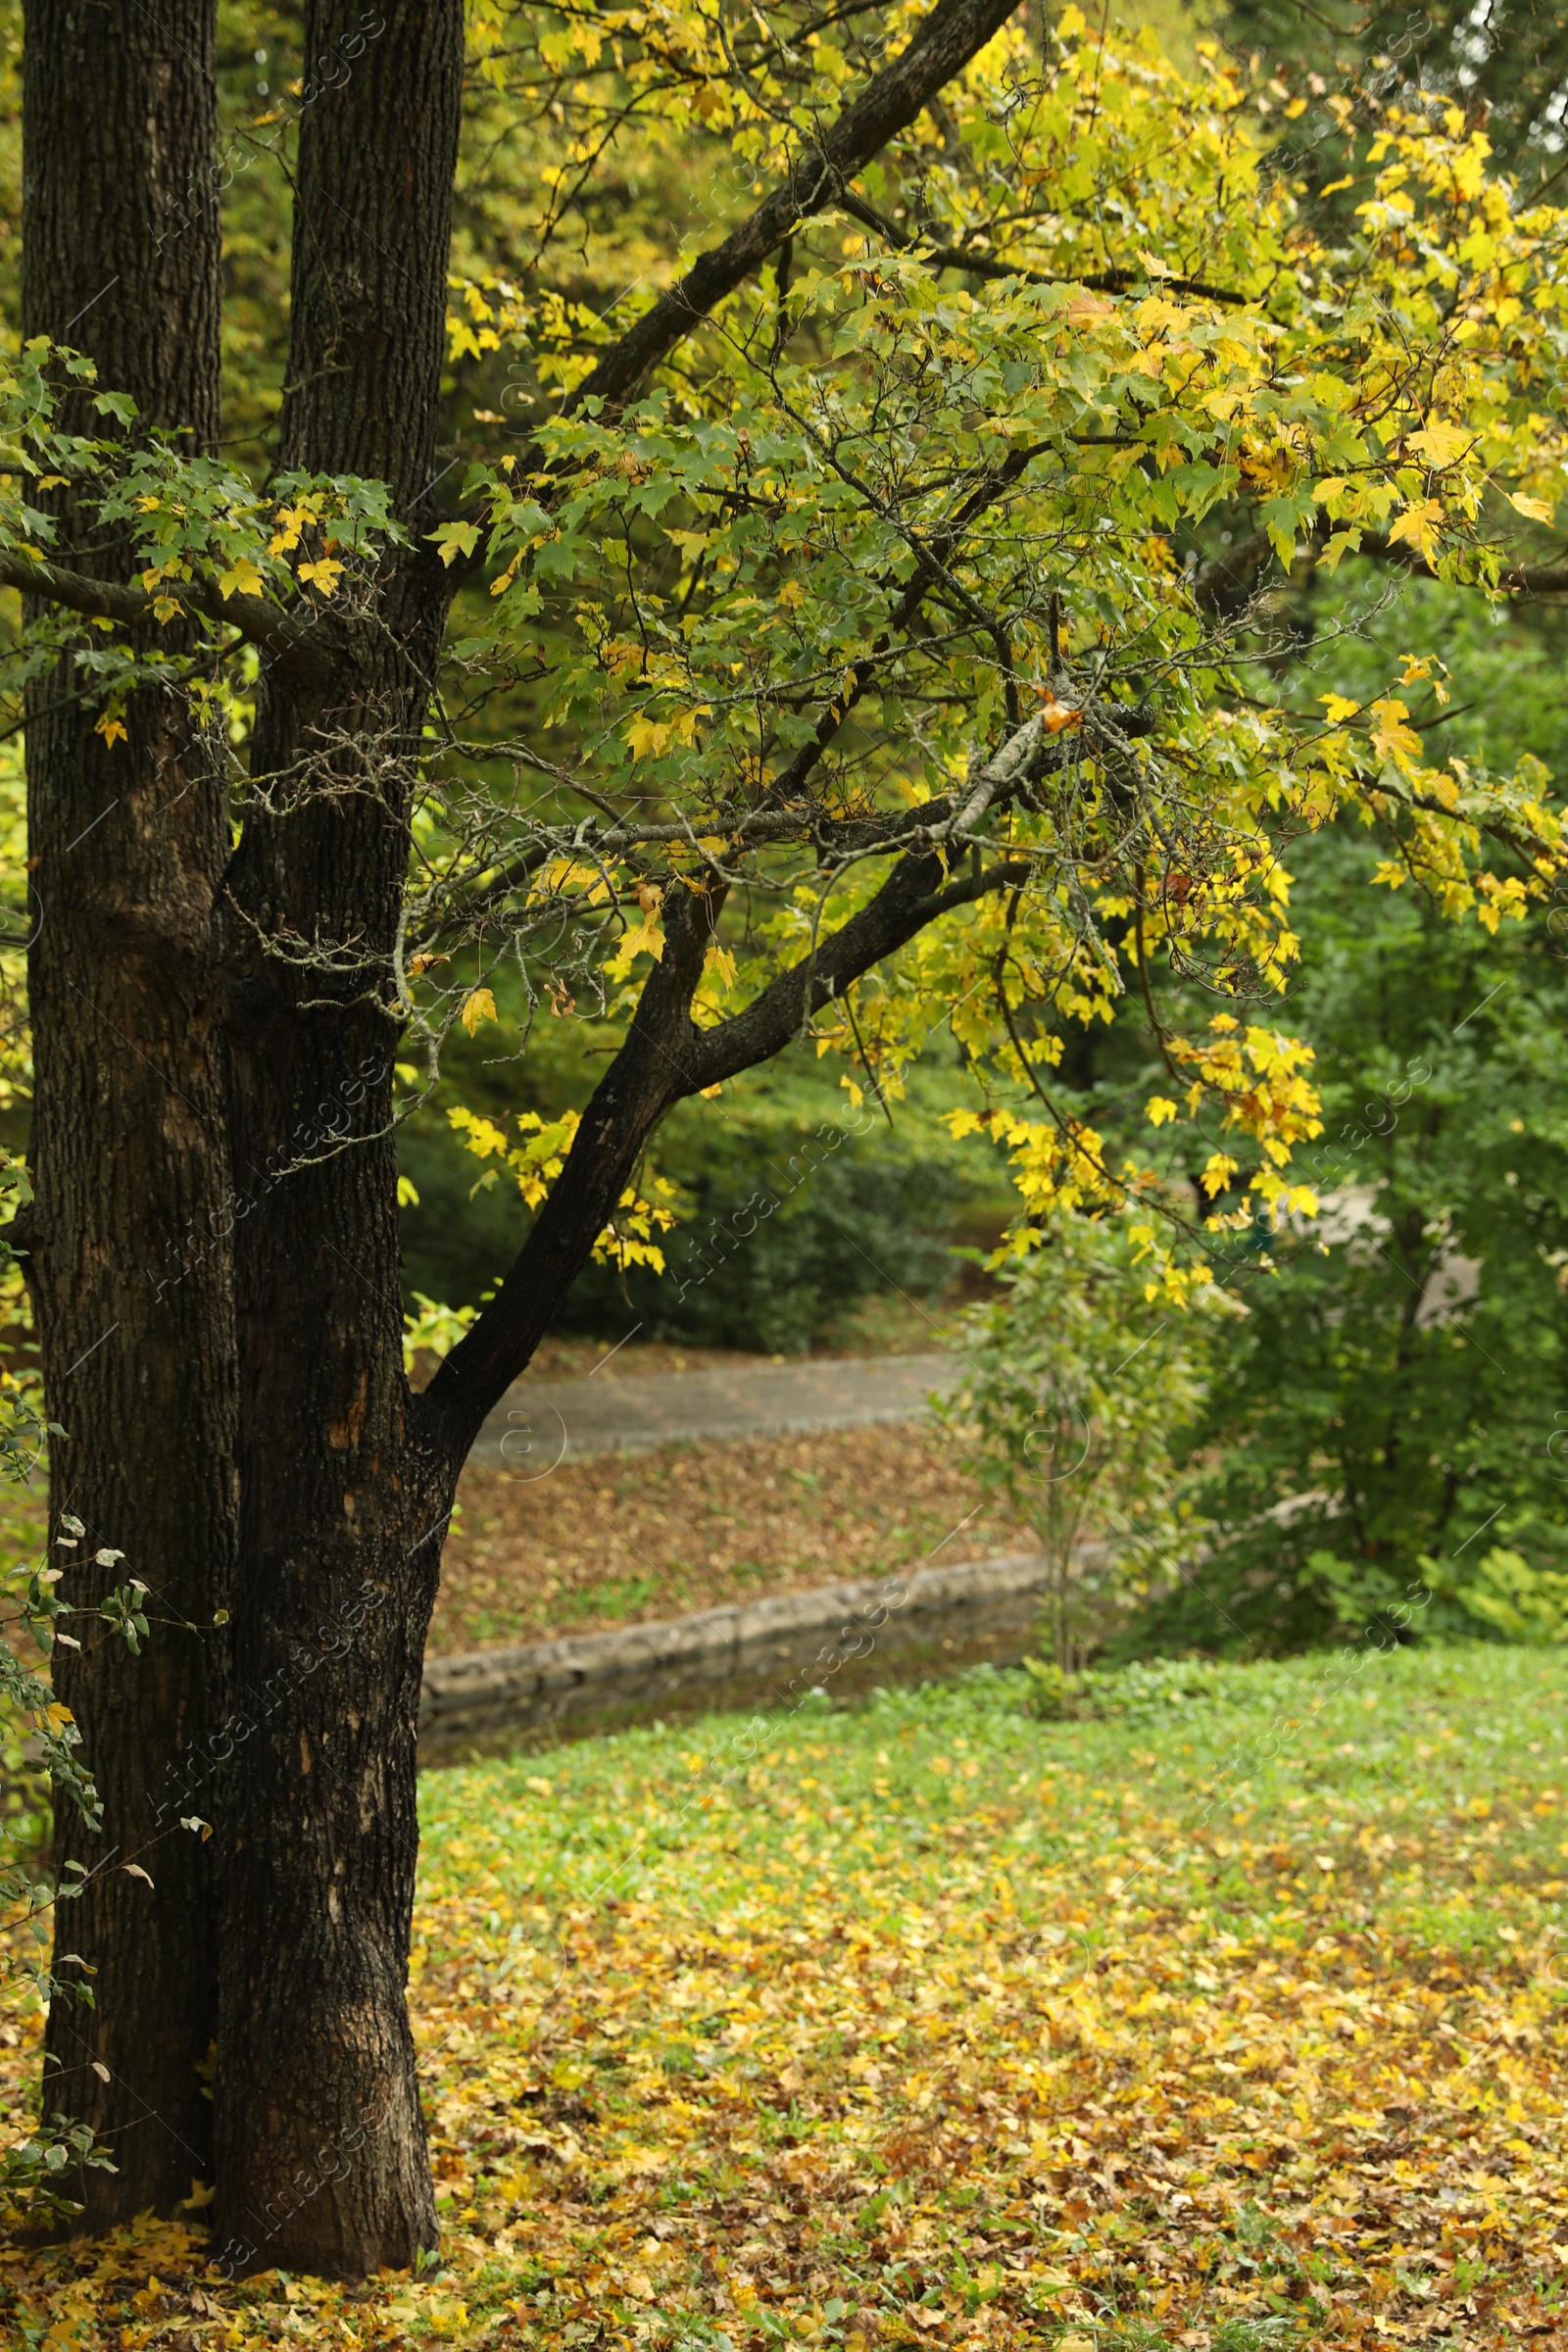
left=11, top=1640, right=1568, bottom=2348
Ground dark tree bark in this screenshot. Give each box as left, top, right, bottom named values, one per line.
left=211, top=0, right=466, bottom=2279
left=23, top=0, right=235, bottom=2225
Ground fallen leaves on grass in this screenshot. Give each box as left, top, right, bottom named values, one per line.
left=8, top=1646, right=1568, bottom=2348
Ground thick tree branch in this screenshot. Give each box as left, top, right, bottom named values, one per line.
left=1192, top=527, right=1277, bottom=609
left=564, top=0, right=1028, bottom=419
left=419, top=881, right=718, bottom=1452
left=433, top=702, right=1152, bottom=939
left=1191, top=518, right=1568, bottom=609
left=1353, top=529, right=1568, bottom=599
left=0, top=545, right=333, bottom=677
left=678, top=851, right=1036, bottom=1097
left=439, top=0, right=1033, bottom=614
left=834, top=188, right=1248, bottom=304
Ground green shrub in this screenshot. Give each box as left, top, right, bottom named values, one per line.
left=1018, top=1650, right=1253, bottom=1722
left=937, top=1212, right=1222, bottom=1670
left=1441, top=1544, right=1568, bottom=1644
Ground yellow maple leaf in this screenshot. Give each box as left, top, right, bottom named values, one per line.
left=1387, top=498, right=1445, bottom=562
left=1145, top=1096, right=1178, bottom=1126
left=1370, top=696, right=1422, bottom=767
left=1510, top=490, right=1556, bottom=525
left=460, top=987, right=498, bottom=1036
left=1200, top=1150, right=1240, bottom=1198
left=609, top=912, right=665, bottom=973
left=624, top=714, right=672, bottom=761
left=1407, top=421, right=1473, bottom=469
left=218, top=556, right=266, bottom=601
left=297, top=556, right=344, bottom=594
left=1452, top=139, right=1487, bottom=199
left=448, top=1104, right=509, bottom=1155
left=41, top=1701, right=74, bottom=1734
left=94, top=712, right=127, bottom=749
left=1319, top=693, right=1360, bottom=723
left=267, top=502, right=314, bottom=555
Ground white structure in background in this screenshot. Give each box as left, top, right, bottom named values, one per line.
left=1294, top=1184, right=1481, bottom=1327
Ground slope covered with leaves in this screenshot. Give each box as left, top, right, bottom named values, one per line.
left=8, top=1642, right=1568, bottom=2346
left=431, top=1423, right=1027, bottom=1655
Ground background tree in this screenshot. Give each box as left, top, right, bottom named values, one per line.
left=1217, top=0, right=1568, bottom=192
left=1123, top=583, right=1568, bottom=1655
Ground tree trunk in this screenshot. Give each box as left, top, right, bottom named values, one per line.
left=211, top=0, right=465, bottom=2277
left=23, top=0, right=234, bottom=2225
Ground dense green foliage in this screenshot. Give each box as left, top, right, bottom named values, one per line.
left=1130, top=578, right=1568, bottom=1652
left=1157, top=823, right=1568, bottom=1653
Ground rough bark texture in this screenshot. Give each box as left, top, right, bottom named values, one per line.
left=24, top=0, right=234, bottom=2225
left=211, top=0, right=465, bottom=2278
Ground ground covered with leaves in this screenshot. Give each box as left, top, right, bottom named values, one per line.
left=432, top=1425, right=1024, bottom=1655
left=10, top=1642, right=1568, bottom=2349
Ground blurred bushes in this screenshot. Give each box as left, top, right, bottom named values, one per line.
left=560, top=1106, right=972, bottom=1354
left=398, top=1023, right=1008, bottom=1353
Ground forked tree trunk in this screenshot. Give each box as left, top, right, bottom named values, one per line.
left=23, top=0, right=234, bottom=2224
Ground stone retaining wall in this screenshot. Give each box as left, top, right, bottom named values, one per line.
left=418, top=1548, right=1069, bottom=1763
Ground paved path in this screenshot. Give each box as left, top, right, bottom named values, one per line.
left=469, top=1351, right=959, bottom=1471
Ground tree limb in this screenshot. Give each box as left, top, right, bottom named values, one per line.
left=417, top=705, right=1102, bottom=1448
left=557, top=0, right=1030, bottom=419
left=1190, top=518, right=1568, bottom=610
left=432, top=705, right=1152, bottom=939
left=833, top=188, right=1249, bottom=305
left=0, top=546, right=333, bottom=679
left=417, top=844, right=1038, bottom=1451
left=419, top=878, right=719, bottom=1449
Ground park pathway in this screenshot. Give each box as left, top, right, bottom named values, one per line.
left=469, top=1350, right=959, bottom=1468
